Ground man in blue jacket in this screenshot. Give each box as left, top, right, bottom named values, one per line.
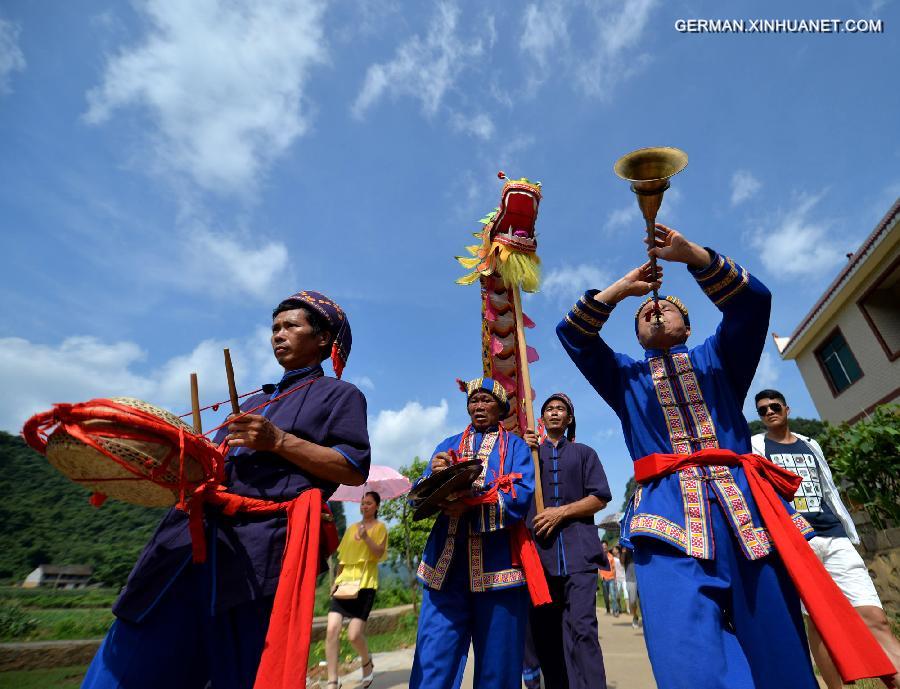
left=523, top=392, right=611, bottom=689
left=556, top=224, right=819, bottom=689
left=410, top=377, right=535, bottom=689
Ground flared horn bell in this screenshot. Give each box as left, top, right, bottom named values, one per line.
left=614, top=147, right=688, bottom=222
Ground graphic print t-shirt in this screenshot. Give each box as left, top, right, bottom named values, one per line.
left=764, top=437, right=847, bottom=538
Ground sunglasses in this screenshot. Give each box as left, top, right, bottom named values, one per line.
left=756, top=402, right=784, bottom=416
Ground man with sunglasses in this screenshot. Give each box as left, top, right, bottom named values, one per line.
left=751, top=389, right=900, bottom=689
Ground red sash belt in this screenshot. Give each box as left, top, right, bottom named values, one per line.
left=190, top=487, right=337, bottom=689
left=252, top=489, right=334, bottom=689
left=633, top=448, right=895, bottom=686
left=510, top=521, right=552, bottom=606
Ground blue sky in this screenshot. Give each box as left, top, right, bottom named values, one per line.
left=2, top=0, right=898, bottom=522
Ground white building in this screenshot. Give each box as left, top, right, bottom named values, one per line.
left=22, top=564, right=93, bottom=589
left=777, top=199, right=900, bottom=424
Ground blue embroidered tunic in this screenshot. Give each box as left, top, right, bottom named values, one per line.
left=114, top=365, right=371, bottom=621
left=527, top=437, right=612, bottom=576
left=416, top=428, right=534, bottom=592
left=557, top=250, right=812, bottom=561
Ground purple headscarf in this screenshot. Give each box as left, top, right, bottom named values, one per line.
left=280, top=290, right=352, bottom=378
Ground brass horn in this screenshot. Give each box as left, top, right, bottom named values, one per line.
left=614, top=146, right=688, bottom=315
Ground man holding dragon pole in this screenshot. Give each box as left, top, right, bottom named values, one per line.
left=409, top=173, right=549, bottom=689
left=409, top=376, right=539, bottom=689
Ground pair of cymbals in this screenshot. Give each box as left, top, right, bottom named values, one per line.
left=408, top=460, right=483, bottom=521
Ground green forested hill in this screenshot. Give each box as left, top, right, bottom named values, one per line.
left=0, top=431, right=349, bottom=589
left=0, top=431, right=166, bottom=587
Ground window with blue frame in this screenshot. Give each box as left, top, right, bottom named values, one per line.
left=815, top=329, right=863, bottom=394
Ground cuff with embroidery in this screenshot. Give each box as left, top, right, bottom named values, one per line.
left=689, top=249, right=749, bottom=306
left=564, top=291, right=614, bottom=337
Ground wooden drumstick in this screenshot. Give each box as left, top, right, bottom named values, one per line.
left=189, top=373, right=203, bottom=434
left=223, top=348, right=241, bottom=415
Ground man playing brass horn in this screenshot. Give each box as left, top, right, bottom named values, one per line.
left=556, top=224, right=824, bottom=689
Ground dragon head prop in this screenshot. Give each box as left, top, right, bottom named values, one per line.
left=456, top=172, right=542, bottom=292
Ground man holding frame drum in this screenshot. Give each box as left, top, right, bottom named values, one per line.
left=81, top=290, right=371, bottom=689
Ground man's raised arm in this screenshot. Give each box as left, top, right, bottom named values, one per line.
left=556, top=261, right=662, bottom=413
left=649, top=223, right=771, bottom=399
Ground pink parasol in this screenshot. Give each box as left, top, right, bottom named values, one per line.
left=330, top=464, right=412, bottom=502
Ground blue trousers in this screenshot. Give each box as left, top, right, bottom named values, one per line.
left=634, top=500, right=818, bottom=689
left=530, top=571, right=607, bottom=689
left=81, top=564, right=273, bottom=689
left=410, top=554, right=528, bottom=689
left=601, top=578, right=619, bottom=615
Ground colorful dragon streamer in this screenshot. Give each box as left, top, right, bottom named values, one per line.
left=456, top=173, right=542, bottom=437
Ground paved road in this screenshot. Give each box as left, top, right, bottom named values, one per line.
left=331, top=608, right=657, bottom=689
left=330, top=609, right=828, bottom=689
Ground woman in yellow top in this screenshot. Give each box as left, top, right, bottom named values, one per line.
left=325, top=491, right=388, bottom=689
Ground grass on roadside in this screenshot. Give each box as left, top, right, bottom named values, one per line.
left=307, top=611, right=417, bottom=674
left=0, top=578, right=416, bottom=643
left=0, top=665, right=87, bottom=689
left=0, top=607, right=114, bottom=642
left=0, top=588, right=119, bottom=609
left=0, top=614, right=418, bottom=689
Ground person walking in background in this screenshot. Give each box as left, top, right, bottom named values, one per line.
left=612, top=545, right=627, bottom=615
left=752, top=389, right=900, bottom=688
left=326, top=491, right=388, bottom=689
left=599, top=542, right=618, bottom=617
left=621, top=547, right=641, bottom=629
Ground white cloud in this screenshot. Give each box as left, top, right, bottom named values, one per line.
left=111, top=196, right=293, bottom=302
left=177, top=226, right=290, bottom=301
left=1, top=328, right=283, bottom=434
left=748, top=193, right=845, bottom=280
left=336, top=0, right=402, bottom=39
left=731, top=170, right=762, bottom=206
left=368, top=400, right=452, bottom=468
left=605, top=204, right=639, bottom=230
left=520, top=0, right=657, bottom=98
left=0, top=17, right=26, bottom=95
left=521, top=1, right=569, bottom=71
left=350, top=376, right=375, bottom=391
left=450, top=112, right=495, bottom=141
left=352, top=2, right=483, bottom=119
left=85, top=0, right=328, bottom=194
left=542, top=263, right=611, bottom=302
